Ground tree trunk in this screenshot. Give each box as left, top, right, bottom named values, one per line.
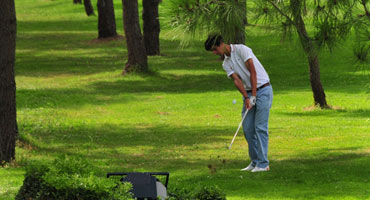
left=295, top=15, right=329, bottom=108
left=142, top=0, right=161, bottom=55
left=0, top=0, right=17, bottom=163
left=84, top=0, right=95, bottom=16
left=73, top=0, right=82, bottom=4
left=122, top=0, right=148, bottom=73
left=233, top=0, right=246, bottom=44
left=308, top=54, right=328, bottom=108
left=97, top=0, right=117, bottom=38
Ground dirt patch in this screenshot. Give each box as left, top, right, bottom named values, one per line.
left=303, top=105, right=342, bottom=111
left=16, top=140, right=34, bottom=151
left=157, top=111, right=170, bottom=115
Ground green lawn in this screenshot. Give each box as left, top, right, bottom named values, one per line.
left=1, top=0, right=369, bottom=199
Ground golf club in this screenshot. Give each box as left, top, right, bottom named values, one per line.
left=228, top=109, right=249, bottom=149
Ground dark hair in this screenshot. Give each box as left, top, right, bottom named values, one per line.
left=204, top=34, right=223, bottom=51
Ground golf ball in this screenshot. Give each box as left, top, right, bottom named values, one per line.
left=232, top=99, right=236, bottom=104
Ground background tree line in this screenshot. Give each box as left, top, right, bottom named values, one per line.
left=73, top=0, right=162, bottom=73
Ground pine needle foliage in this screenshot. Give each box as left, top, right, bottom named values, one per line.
left=352, top=0, right=370, bottom=65
left=253, top=0, right=357, bottom=108
left=164, top=0, right=245, bottom=46
left=253, top=0, right=354, bottom=53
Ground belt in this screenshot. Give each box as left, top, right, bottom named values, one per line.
left=247, top=82, right=270, bottom=93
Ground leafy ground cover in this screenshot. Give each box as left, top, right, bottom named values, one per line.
left=1, top=0, right=369, bottom=199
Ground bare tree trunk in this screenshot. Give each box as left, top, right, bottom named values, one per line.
left=97, top=0, right=117, bottom=38
left=142, top=0, right=161, bottom=55
left=0, top=0, right=17, bottom=163
left=73, top=0, right=82, bottom=4
left=295, top=15, right=329, bottom=108
left=233, top=0, right=246, bottom=44
left=84, top=0, right=95, bottom=16
left=308, top=54, right=328, bottom=108
left=122, top=0, right=148, bottom=73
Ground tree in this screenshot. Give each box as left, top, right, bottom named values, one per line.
left=97, top=0, right=117, bottom=38
left=142, top=0, right=161, bottom=55
left=0, top=0, right=17, bottom=163
left=73, top=0, right=82, bottom=4
left=122, top=0, right=148, bottom=74
left=253, top=0, right=353, bottom=108
left=167, top=0, right=246, bottom=45
left=84, top=0, right=95, bottom=16
left=169, top=0, right=355, bottom=108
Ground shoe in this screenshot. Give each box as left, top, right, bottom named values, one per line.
left=251, top=166, right=270, bottom=172
left=241, top=162, right=255, bottom=171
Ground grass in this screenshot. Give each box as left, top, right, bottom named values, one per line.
left=1, top=0, right=369, bottom=199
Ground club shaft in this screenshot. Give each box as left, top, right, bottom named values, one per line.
left=229, top=109, right=248, bottom=149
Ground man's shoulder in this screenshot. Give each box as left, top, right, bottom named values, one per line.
left=232, top=44, right=250, bottom=49
left=232, top=44, right=251, bottom=54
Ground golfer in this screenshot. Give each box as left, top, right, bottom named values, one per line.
left=205, top=34, right=273, bottom=172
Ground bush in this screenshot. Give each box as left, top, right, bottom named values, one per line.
left=16, top=156, right=133, bottom=200
left=167, top=187, right=193, bottom=200
left=168, top=185, right=226, bottom=200
left=194, top=185, right=226, bottom=200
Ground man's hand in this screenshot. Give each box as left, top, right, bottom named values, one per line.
left=244, top=98, right=251, bottom=110
left=244, top=96, right=256, bottom=110
left=249, top=96, right=256, bottom=107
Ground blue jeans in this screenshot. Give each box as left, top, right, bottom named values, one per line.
left=242, top=85, right=273, bottom=168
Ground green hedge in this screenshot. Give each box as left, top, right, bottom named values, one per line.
left=16, top=156, right=133, bottom=200
left=168, top=185, right=226, bottom=200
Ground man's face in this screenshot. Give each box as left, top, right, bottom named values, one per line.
left=211, top=44, right=224, bottom=56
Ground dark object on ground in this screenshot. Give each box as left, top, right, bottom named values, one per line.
left=107, top=172, right=169, bottom=200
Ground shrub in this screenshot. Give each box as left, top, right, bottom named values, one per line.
left=168, top=185, right=226, bottom=200
left=194, top=185, right=226, bottom=200
left=167, top=187, right=193, bottom=200
left=16, top=156, right=133, bottom=200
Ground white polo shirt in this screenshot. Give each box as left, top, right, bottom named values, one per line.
left=223, top=44, right=270, bottom=90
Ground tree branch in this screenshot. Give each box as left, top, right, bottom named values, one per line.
left=266, top=0, right=294, bottom=24
left=360, top=0, right=370, bottom=18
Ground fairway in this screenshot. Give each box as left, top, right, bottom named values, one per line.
left=1, top=0, right=369, bottom=199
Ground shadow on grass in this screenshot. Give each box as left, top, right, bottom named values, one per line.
left=16, top=72, right=232, bottom=109
left=17, top=87, right=138, bottom=109
left=18, top=19, right=98, bottom=33
left=278, top=108, right=370, bottom=119
left=19, top=122, right=233, bottom=150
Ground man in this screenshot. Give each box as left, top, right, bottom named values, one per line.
left=205, top=34, right=273, bottom=172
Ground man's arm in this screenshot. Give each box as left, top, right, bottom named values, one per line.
left=245, top=59, right=257, bottom=97
left=230, top=73, right=251, bottom=109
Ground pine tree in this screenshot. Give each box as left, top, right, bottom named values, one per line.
left=0, top=0, right=17, bottom=163
left=168, top=0, right=355, bottom=108
left=122, top=0, right=148, bottom=74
